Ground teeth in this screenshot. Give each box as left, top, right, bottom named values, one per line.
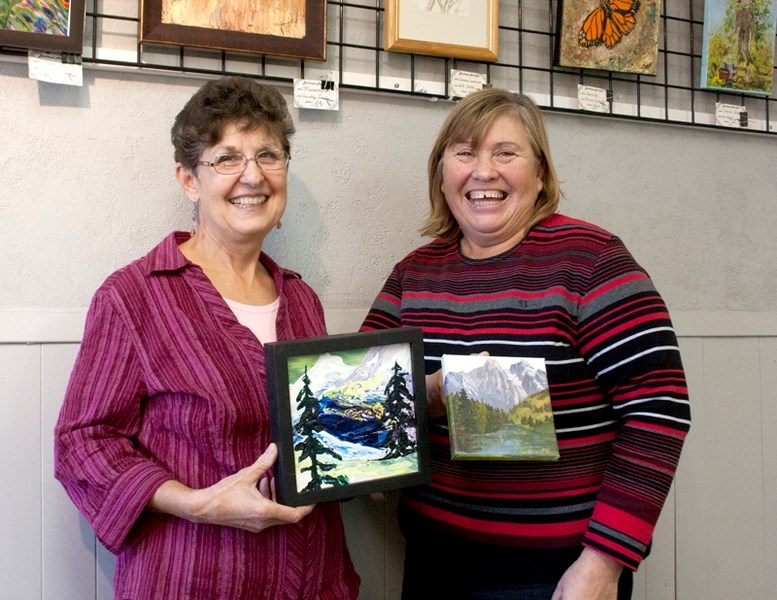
left=230, top=196, right=267, bottom=207
left=467, top=191, right=505, bottom=200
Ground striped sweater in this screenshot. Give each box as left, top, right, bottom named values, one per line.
left=361, top=213, right=690, bottom=571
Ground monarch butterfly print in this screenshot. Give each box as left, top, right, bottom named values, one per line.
left=578, top=0, right=641, bottom=49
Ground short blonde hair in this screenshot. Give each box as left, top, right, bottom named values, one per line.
left=421, top=88, right=562, bottom=242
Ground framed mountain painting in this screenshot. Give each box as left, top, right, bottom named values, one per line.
left=265, top=327, right=430, bottom=506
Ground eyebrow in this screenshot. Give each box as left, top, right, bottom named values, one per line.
left=214, top=143, right=282, bottom=154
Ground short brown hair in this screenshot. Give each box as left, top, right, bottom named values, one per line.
left=171, top=76, right=295, bottom=170
left=422, top=88, right=562, bottom=242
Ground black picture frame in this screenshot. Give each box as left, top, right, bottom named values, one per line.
left=0, top=0, right=86, bottom=54
left=265, top=327, right=430, bottom=506
left=139, top=0, right=326, bottom=60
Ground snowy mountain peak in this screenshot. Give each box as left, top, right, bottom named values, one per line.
left=443, top=357, right=547, bottom=412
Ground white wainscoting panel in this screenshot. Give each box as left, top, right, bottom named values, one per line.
left=1, top=311, right=775, bottom=600
left=0, top=345, right=42, bottom=600
left=41, top=344, right=96, bottom=600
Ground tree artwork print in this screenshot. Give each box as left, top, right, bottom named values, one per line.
left=286, top=343, right=421, bottom=493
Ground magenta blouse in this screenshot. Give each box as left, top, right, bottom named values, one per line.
left=54, top=232, right=359, bottom=599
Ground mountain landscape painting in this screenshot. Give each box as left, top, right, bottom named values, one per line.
left=264, top=328, right=433, bottom=506
left=442, top=354, right=559, bottom=460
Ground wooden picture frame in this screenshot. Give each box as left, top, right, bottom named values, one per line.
left=0, top=0, right=86, bottom=54
left=139, top=0, right=327, bottom=60
left=265, top=327, right=431, bottom=506
left=384, top=0, right=498, bottom=62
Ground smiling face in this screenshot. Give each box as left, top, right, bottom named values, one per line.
left=440, top=114, right=544, bottom=259
left=177, top=121, right=288, bottom=251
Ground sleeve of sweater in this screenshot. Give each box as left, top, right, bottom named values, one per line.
left=53, top=291, right=174, bottom=554
left=577, top=237, right=691, bottom=570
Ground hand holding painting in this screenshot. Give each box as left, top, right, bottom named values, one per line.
left=147, top=443, right=313, bottom=532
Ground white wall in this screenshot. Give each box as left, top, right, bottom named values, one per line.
left=2, top=61, right=776, bottom=316
left=2, top=59, right=777, bottom=599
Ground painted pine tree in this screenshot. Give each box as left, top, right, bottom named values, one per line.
left=294, top=367, right=348, bottom=491
left=379, top=361, right=417, bottom=460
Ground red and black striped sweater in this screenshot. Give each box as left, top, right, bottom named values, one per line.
left=361, top=213, right=690, bottom=571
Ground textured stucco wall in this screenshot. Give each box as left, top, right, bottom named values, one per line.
left=1, top=61, right=775, bottom=316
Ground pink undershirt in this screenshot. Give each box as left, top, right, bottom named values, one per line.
left=224, top=297, right=280, bottom=344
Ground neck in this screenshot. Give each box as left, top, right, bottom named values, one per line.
left=180, top=232, right=277, bottom=305
left=459, top=230, right=526, bottom=259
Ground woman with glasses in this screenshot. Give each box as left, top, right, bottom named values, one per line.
left=361, top=88, right=690, bottom=599
left=54, top=76, right=360, bottom=599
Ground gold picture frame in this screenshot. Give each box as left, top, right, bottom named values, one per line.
left=384, top=0, right=498, bottom=62
left=140, top=0, right=326, bottom=60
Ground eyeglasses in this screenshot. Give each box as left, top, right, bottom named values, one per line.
left=198, top=150, right=290, bottom=175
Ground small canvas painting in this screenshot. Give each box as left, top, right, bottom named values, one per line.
left=700, top=0, right=777, bottom=95
left=265, top=328, right=430, bottom=506
left=443, top=354, right=559, bottom=461
left=557, top=0, right=662, bottom=75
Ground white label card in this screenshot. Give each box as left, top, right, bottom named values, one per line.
left=293, top=78, right=339, bottom=111
left=715, top=102, right=746, bottom=128
left=28, top=52, right=83, bottom=87
left=450, top=70, right=487, bottom=99
left=577, top=84, right=609, bottom=113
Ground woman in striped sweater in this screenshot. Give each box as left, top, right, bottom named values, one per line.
left=361, top=88, right=690, bottom=600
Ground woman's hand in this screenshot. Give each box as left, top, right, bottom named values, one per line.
left=425, top=370, right=447, bottom=420
left=551, top=548, right=623, bottom=600
left=148, top=443, right=313, bottom=533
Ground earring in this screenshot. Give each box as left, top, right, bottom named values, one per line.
left=276, top=220, right=282, bottom=229
left=191, top=201, right=199, bottom=236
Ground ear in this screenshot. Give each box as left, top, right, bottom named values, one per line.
left=535, top=158, right=545, bottom=195
left=175, top=163, right=200, bottom=203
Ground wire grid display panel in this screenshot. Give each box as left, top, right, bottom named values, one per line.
left=22, top=0, right=777, bottom=134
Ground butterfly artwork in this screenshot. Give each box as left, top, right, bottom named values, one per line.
left=556, top=0, right=661, bottom=75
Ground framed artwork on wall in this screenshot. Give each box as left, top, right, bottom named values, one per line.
left=556, top=0, right=662, bottom=75
left=0, top=0, right=86, bottom=53
left=265, top=327, right=431, bottom=507
left=384, top=0, right=499, bottom=62
left=139, top=0, right=327, bottom=60
left=700, top=0, right=777, bottom=96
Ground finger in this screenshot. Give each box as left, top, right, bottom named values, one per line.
left=244, top=443, right=279, bottom=480
left=293, top=504, right=315, bottom=519
left=258, top=476, right=271, bottom=499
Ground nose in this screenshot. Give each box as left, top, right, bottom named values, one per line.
left=239, top=157, right=268, bottom=182
left=472, top=153, right=498, bottom=179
